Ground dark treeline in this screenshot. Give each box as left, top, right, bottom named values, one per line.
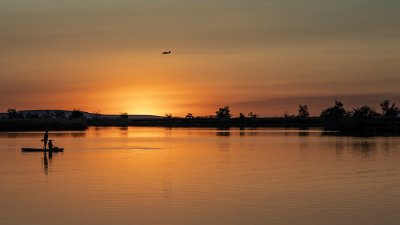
left=91, top=117, right=322, bottom=128
left=320, top=100, right=400, bottom=135
left=1, top=100, right=400, bottom=134
left=0, top=110, right=87, bottom=131
left=0, top=119, right=87, bottom=131
left=85, top=105, right=320, bottom=128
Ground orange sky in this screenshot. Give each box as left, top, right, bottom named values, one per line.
left=1, top=0, right=399, bottom=116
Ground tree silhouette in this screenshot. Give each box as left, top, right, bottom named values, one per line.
left=216, top=106, right=232, bottom=119
left=91, top=110, right=102, bottom=121
left=239, top=113, right=245, bottom=120
left=55, top=110, right=66, bottom=119
left=42, top=110, right=53, bottom=119
left=7, top=109, right=17, bottom=119
left=120, top=112, right=128, bottom=119
left=185, top=113, right=194, bottom=119
left=70, top=109, right=84, bottom=119
left=284, top=111, right=295, bottom=118
left=380, top=100, right=399, bottom=116
left=298, top=104, right=310, bottom=118
left=320, top=101, right=348, bottom=129
left=165, top=113, right=172, bottom=118
left=248, top=112, right=257, bottom=118
left=352, top=105, right=377, bottom=118
left=26, top=113, right=39, bottom=119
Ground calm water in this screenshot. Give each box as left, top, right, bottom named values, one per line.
left=1, top=127, right=400, bottom=225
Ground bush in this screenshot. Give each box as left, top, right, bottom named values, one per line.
left=216, top=106, right=232, bottom=119
left=320, top=101, right=348, bottom=130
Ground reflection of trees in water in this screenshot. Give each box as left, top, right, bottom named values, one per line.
left=219, top=128, right=231, bottom=151
left=215, top=128, right=231, bottom=170
left=331, top=137, right=399, bottom=160
left=335, top=138, right=344, bottom=154
left=381, top=138, right=399, bottom=158
left=351, top=140, right=377, bottom=158
left=216, top=127, right=230, bottom=137
left=298, top=134, right=309, bottom=151
left=165, top=127, right=173, bottom=137
left=119, top=126, right=128, bottom=137
left=236, top=127, right=259, bottom=136
left=297, top=128, right=311, bottom=151
left=299, top=131, right=309, bottom=137
left=382, top=139, right=391, bottom=153
left=71, top=133, right=86, bottom=138
left=216, top=141, right=231, bottom=170
left=239, top=127, right=245, bottom=136
left=248, top=128, right=258, bottom=136
left=298, top=133, right=310, bottom=151
left=333, top=138, right=345, bottom=161
left=216, top=132, right=230, bottom=136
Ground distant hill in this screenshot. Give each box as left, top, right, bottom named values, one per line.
left=0, top=110, right=163, bottom=119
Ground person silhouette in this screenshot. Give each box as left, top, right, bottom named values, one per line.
left=43, top=131, right=49, bottom=149
left=48, top=140, right=53, bottom=151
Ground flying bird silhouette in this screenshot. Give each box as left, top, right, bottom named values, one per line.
left=162, top=51, right=171, bottom=54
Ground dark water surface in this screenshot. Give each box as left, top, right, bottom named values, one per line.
left=1, top=127, right=400, bottom=225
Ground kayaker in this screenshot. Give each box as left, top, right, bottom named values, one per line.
left=43, top=131, right=48, bottom=149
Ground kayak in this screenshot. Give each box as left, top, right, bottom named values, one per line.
left=21, top=147, right=64, bottom=152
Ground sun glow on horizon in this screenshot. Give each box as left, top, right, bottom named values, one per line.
left=0, top=0, right=399, bottom=116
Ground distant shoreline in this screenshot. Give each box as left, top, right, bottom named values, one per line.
left=0, top=117, right=321, bottom=131
left=1, top=117, right=400, bottom=136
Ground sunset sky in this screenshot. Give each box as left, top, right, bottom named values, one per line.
left=1, top=0, right=399, bottom=116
